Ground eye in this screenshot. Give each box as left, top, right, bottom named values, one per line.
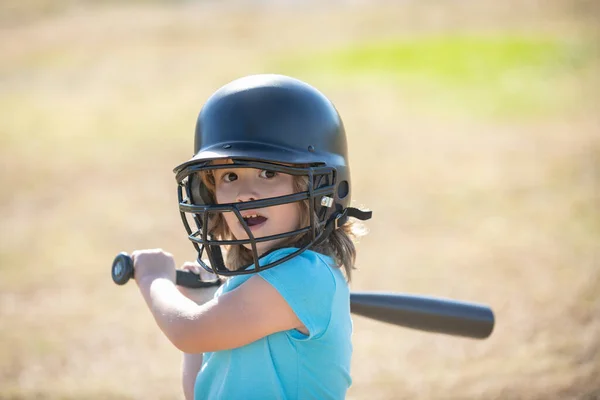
left=222, top=172, right=238, bottom=182
left=259, top=170, right=277, bottom=179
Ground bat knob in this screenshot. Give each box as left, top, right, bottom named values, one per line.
left=112, top=252, right=134, bottom=285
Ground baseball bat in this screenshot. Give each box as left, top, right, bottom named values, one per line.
left=112, top=252, right=494, bottom=339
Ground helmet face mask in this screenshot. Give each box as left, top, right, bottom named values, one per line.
left=173, top=74, right=363, bottom=276
left=175, top=159, right=338, bottom=275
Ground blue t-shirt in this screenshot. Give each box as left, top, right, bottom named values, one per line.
left=194, top=248, right=353, bottom=400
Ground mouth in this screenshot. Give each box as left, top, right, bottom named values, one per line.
left=241, top=213, right=268, bottom=230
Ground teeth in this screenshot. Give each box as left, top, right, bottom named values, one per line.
left=243, top=214, right=260, bottom=219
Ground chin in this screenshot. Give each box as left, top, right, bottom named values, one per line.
left=241, top=241, right=278, bottom=256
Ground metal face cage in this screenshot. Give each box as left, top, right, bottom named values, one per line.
left=175, top=160, right=337, bottom=276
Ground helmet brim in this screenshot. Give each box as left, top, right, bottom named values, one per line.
left=173, top=141, right=332, bottom=173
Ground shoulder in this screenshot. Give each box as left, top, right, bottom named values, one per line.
left=259, top=248, right=337, bottom=288
left=258, top=249, right=340, bottom=339
left=216, top=249, right=334, bottom=297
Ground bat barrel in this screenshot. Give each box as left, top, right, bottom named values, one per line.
left=350, top=292, right=494, bottom=339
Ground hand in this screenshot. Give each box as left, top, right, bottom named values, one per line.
left=178, top=261, right=220, bottom=305
left=181, top=261, right=219, bottom=282
left=131, top=248, right=177, bottom=286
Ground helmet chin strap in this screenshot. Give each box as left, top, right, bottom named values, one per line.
left=313, top=207, right=372, bottom=247
left=202, top=208, right=372, bottom=275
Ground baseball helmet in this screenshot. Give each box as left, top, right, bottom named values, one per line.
left=173, top=74, right=371, bottom=276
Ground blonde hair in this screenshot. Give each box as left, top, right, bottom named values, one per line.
left=199, top=168, right=366, bottom=281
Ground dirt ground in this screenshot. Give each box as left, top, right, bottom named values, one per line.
left=1, top=1, right=598, bottom=399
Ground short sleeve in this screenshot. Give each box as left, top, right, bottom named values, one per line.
left=258, top=249, right=336, bottom=340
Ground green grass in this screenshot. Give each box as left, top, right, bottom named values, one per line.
left=276, top=34, right=596, bottom=118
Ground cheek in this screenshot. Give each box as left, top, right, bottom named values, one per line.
left=222, top=212, right=238, bottom=226
left=278, top=202, right=302, bottom=228
left=214, top=186, right=231, bottom=204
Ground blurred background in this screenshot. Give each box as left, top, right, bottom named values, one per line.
left=1, top=0, right=598, bottom=399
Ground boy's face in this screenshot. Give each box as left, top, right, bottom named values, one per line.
left=212, top=160, right=301, bottom=256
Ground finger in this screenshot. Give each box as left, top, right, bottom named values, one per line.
left=181, top=262, right=201, bottom=274
left=198, top=268, right=218, bottom=281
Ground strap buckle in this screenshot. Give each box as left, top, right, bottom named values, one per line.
left=334, top=212, right=344, bottom=230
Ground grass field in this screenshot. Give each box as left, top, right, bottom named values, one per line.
left=1, top=1, right=599, bottom=399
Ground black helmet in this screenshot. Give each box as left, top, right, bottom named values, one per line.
left=173, top=74, right=371, bottom=276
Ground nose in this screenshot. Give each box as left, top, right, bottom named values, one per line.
left=237, top=194, right=256, bottom=202
left=236, top=181, right=260, bottom=203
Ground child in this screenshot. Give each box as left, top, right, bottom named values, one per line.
left=131, top=74, right=372, bottom=400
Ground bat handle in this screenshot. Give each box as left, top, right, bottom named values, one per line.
left=111, top=252, right=223, bottom=288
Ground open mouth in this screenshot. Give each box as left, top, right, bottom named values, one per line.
left=242, top=213, right=268, bottom=229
